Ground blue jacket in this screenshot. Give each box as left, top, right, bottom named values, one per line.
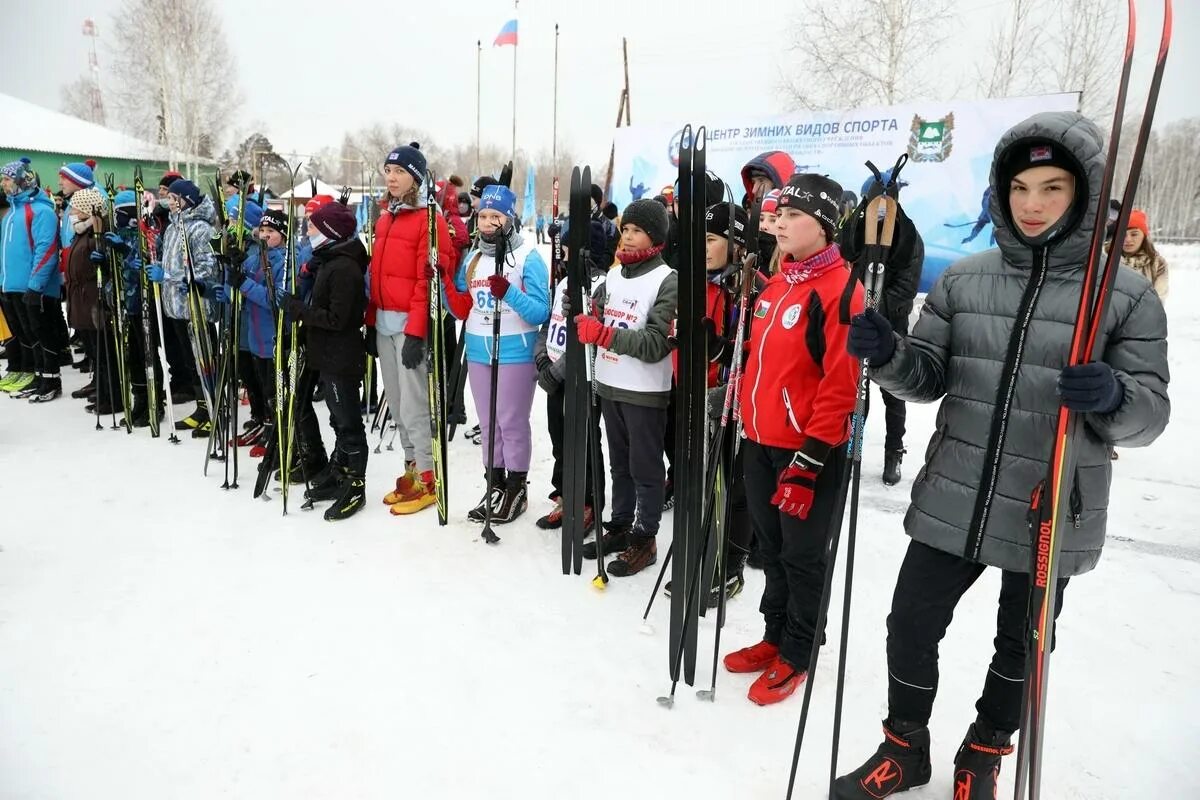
left=1, top=188, right=61, bottom=295
left=238, top=242, right=287, bottom=359
left=452, top=234, right=550, bottom=365
left=159, top=196, right=217, bottom=321
left=60, top=209, right=76, bottom=250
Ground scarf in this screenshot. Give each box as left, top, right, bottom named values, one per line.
left=615, top=243, right=664, bottom=265
left=779, top=243, right=843, bottom=285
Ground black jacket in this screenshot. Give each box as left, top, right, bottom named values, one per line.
left=837, top=201, right=924, bottom=332
left=296, top=237, right=368, bottom=378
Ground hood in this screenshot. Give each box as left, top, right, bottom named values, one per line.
left=988, top=111, right=1104, bottom=270
left=174, top=195, right=217, bottom=226
left=311, top=236, right=369, bottom=273
left=8, top=186, right=54, bottom=210
left=741, top=151, right=796, bottom=196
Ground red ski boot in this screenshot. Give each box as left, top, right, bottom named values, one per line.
left=723, top=640, right=779, bottom=673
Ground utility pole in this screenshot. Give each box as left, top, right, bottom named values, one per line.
left=82, top=19, right=106, bottom=125
left=604, top=38, right=633, bottom=200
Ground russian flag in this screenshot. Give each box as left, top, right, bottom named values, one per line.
left=493, top=19, right=518, bottom=47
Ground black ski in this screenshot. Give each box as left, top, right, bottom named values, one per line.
left=561, top=166, right=591, bottom=574
left=426, top=170, right=450, bottom=526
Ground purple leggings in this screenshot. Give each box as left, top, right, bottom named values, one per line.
left=467, top=360, right=537, bottom=472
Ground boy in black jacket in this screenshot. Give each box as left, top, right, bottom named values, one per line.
left=285, top=202, right=370, bottom=522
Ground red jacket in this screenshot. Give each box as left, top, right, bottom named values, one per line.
left=673, top=277, right=733, bottom=387
left=739, top=249, right=863, bottom=463
left=367, top=203, right=452, bottom=337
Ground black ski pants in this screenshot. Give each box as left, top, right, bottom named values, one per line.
left=743, top=439, right=847, bottom=670
left=169, top=318, right=210, bottom=407
left=239, top=351, right=268, bottom=422
left=601, top=398, right=667, bottom=536
left=886, top=539, right=1069, bottom=734
left=296, top=368, right=367, bottom=476
left=1, top=293, right=32, bottom=372
left=11, top=292, right=65, bottom=381
left=546, top=380, right=605, bottom=508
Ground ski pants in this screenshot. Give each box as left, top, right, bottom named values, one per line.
left=376, top=326, right=433, bottom=474
left=10, top=292, right=65, bottom=382
left=601, top=398, right=667, bottom=537
left=545, top=379, right=605, bottom=508
left=169, top=317, right=215, bottom=408
left=468, top=360, right=537, bottom=473
left=886, top=539, right=1069, bottom=734
left=863, top=384, right=908, bottom=453
left=239, top=350, right=268, bottom=422
left=296, top=368, right=367, bottom=477
left=743, top=439, right=847, bottom=671
left=1, top=293, right=32, bottom=373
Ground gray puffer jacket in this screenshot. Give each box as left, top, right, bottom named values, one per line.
left=872, top=111, right=1170, bottom=576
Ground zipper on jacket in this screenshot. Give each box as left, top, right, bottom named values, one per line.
left=963, top=247, right=1050, bottom=562
left=781, top=388, right=803, bottom=435
left=747, top=284, right=795, bottom=442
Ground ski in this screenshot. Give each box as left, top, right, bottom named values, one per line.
left=132, top=167, right=161, bottom=438
left=279, top=163, right=304, bottom=514
left=426, top=170, right=450, bottom=526
left=102, top=173, right=134, bottom=433
left=561, top=166, right=590, bottom=574
left=1014, top=2, right=1172, bottom=798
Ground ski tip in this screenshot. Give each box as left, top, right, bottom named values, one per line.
left=592, top=575, right=609, bottom=591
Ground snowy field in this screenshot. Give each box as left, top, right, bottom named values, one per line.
left=2, top=245, right=1197, bottom=800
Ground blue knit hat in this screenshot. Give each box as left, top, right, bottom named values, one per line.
left=384, top=142, right=426, bottom=185
left=59, top=160, right=97, bottom=189
left=226, top=197, right=263, bottom=229
left=479, top=184, right=517, bottom=220
left=167, top=178, right=202, bottom=209
left=113, top=189, right=137, bottom=209
left=2, top=157, right=38, bottom=191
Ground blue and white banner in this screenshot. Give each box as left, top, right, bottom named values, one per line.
left=612, top=93, right=1078, bottom=290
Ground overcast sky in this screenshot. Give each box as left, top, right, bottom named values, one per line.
left=1, top=0, right=1194, bottom=170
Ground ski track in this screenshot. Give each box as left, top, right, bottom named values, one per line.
left=0, top=245, right=1196, bottom=799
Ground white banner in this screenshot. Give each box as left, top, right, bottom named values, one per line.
left=612, top=93, right=1079, bottom=290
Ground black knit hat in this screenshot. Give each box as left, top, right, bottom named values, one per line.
left=310, top=202, right=357, bottom=242
left=620, top=198, right=670, bottom=246
left=470, top=176, right=498, bottom=198
left=260, top=208, right=288, bottom=237
left=777, top=173, right=843, bottom=241
left=385, top=142, right=426, bottom=185
left=705, top=203, right=748, bottom=248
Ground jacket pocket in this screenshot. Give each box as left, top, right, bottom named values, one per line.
left=913, top=426, right=947, bottom=487
left=781, top=388, right=802, bottom=435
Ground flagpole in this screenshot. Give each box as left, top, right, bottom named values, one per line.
left=476, top=39, right=482, bottom=176
left=511, top=0, right=518, bottom=167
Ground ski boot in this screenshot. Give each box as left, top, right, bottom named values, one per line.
left=535, top=498, right=564, bottom=529
left=467, top=468, right=506, bottom=523
left=324, top=471, right=366, bottom=521
left=581, top=522, right=630, bottom=560
left=747, top=657, right=806, bottom=705
left=383, top=461, right=422, bottom=506
left=175, top=404, right=209, bottom=431
left=14, top=377, right=45, bottom=399
left=2, top=372, right=35, bottom=394
left=952, top=718, right=1014, bottom=800
left=883, top=448, right=905, bottom=486
left=606, top=532, right=657, bottom=577
left=831, top=721, right=932, bottom=799
left=71, top=381, right=96, bottom=399
left=492, top=471, right=528, bottom=525
left=389, top=471, right=438, bottom=515
left=29, top=378, right=63, bottom=403
left=723, top=640, right=779, bottom=673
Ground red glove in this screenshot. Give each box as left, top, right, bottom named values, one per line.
left=771, top=456, right=820, bottom=519
left=488, top=274, right=511, bottom=300
left=575, top=314, right=615, bottom=348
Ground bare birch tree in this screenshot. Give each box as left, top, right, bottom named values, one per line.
left=977, top=0, right=1042, bottom=99
left=780, top=0, right=958, bottom=111
left=1043, top=0, right=1121, bottom=118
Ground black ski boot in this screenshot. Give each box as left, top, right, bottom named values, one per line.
left=468, top=468, right=506, bottom=523
left=29, top=377, right=63, bottom=403
left=707, top=551, right=747, bottom=608
left=581, top=523, right=631, bottom=560
left=71, top=381, right=96, bottom=399
left=304, top=450, right=346, bottom=504
left=831, top=720, right=931, bottom=799
left=324, top=470, right=366, bottom=521
left=492, top=471, right=528, bottom=525
left=124, top=390, right=150, bottom=428
left=952, top=719, right=1014, bottom=800
left=882, top=448, right=905, bottom=486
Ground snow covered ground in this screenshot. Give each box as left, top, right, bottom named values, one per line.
left=2, top=247, right=1197, bottom=800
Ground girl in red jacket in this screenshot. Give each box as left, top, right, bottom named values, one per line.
left=366, top=143, right=453, bottom=515
left=724, top=174, right=863, bottom=706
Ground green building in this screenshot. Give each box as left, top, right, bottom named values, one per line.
left=0, top=91, right=212, bottom=190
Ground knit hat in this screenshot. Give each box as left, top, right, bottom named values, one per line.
left=385, top=142, right=426, bottom=185
left=776, top=174, right=843, bottom=241
left=2, top=157, right=38, bottom=191
left=602, top=201, right=619, bottom=221
left=478, top=184, right=517, bottom=219
left=167, top=178, right=202, bottom=208
left=761, top=189, right=781, bottom=215
left=69, top=186, right=107, bottom=217
left=226, top=197, right=264, bottom=229
left=305, top=194, right=335, bottom=216
left=1000, top=139, right=1082, bottom=185
left=471, top=175, right=498, bottom=198
left=705, top=203, right=748, bottom=248
left=620, top=198, right=670, bottom=246
left=159, top=170, right=183, bottom=189
left=260, top=208, right=288, bottom=237
left=310, top=201, right=357, bottom=242
left=113, top=189, right=137, bottom=210
left=1128, top=208, right=1149, bottom=237
left=60, top=159, right=97, bottom=189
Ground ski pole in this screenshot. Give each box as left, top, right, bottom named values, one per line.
left=479, top=230, right=505, bottom=546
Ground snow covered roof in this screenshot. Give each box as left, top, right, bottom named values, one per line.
left=278, top=178, right=341, bottom=200
left=0, top=91, right=208, bottom=164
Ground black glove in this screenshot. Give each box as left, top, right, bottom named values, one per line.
left=1058, top=362, right=1123, bottom=414
left=706, top=385, right=729, bottom=421
left=365, top=326, right=378, bottom=358
left=702, top=318, right=731, bottom=365
left=847, top=308, right=896, bottom=365
left=285, top=294, right=306, bottom=319
left=537, top=359, right=561, bottom=393
left=228, top=268, right=248, bottom=291
left=88, top=250, right=106, bottom=265
left=22, top=288, right=42, bottom=309
left=401, top=333, right=425, bottom=369
left=102, top=232, right=130, bottom=256
left=547, top=221, right=561, bottom=240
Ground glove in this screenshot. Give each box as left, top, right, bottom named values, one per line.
left=1058, top=362, right=1123, bottom=414
left=547, top=222, right=561, bottom=240
left=401, top=334, right=425, bottom=369
left=146, top=263, right=164, bottom=283
left=88, top=249, right=106, bottom=265
left=102, top=232, right=130, bottom=255
left=228, top=268, right=248, bottom=291
left=575, top=314, right=615, bottom=348
left=488, top=273, right=511, bottom=300
left=285, top=295, right=306, bottom=318
left=702, top=318, right=731, bottom=363
left=771, top=454, right=821, bottom=519
left=364, top=326, right=378, bottom=358
left=213, top=284, right=232, bottom=304
left=22, top=288, right=42, bottom=309
left=537, top=359, right=562, bottom=393
left=847, top=308, right=896, bottom=365
left=706, top=385, right=729, bottom=421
